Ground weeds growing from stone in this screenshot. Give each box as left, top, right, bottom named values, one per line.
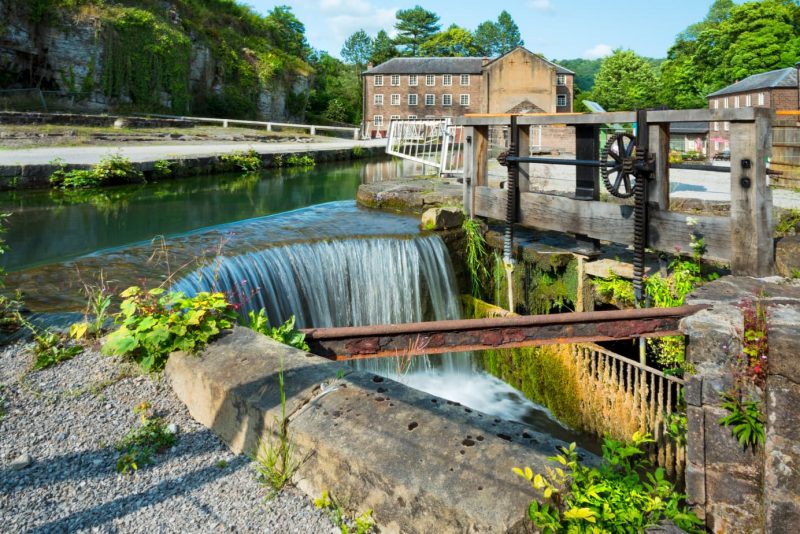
left=220, top=149, right=262, bottom=172
left=314, top=490, right=376, bottom=534
left=245, top=309, right=309, bottom=351
left=116, top=401, right=177, bottom=475
left=49, top=154, right=144, bottom=188
left=463, top=217, right=488, bottom=298
left=70, top=275, right=113, bottom=342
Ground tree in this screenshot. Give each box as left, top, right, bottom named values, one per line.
left=589, top=49, right=660, bottom=111
left=495, top=10, right=523, bottom=55
left=419, top=25, right=479, bottom=57
left=306, top=52, right=361, bottom=124
left=264, top=5, right=308, bottom=59
left=341, top=29, right=373, bottom=68
left=551, top=58, right=602, bottom=92
left=394, top=5, right=441, bottom=55
left=473, top=20, right=500, bottom=56
left=370, top=30, right=399, bottom=65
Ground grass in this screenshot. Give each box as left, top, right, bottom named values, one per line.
left=116, top=402, right=177, bottom=474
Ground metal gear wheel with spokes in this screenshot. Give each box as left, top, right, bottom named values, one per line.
left=601, top=133, right=638, bottom=198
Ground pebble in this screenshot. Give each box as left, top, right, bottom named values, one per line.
left=0, top=341, right=335, bottom=533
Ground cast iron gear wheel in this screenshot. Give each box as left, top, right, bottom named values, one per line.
left=497, top=151, right=509, bottom=167
left=601, top=133, right=637, bottom=198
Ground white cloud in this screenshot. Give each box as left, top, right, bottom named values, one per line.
left=312, top=0, right=397, bottom=47
left=528, top=0, right=553, bottom=11
left=583, top=44, right=613, bottom=60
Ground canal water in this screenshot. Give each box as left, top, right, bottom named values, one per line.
left=1, top=157, right=589, bottom=446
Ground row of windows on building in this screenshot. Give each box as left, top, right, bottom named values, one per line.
left=373, top=74, right=471, bottom=87
left=372, top=115, right=456, bottom=126
left=374, top=93, right=471, bottom=106
left=712, top=93, right=766, bottom=109
left=372, top=73, right=569, bottom=87
left=712, top=121, right=731, bottom=131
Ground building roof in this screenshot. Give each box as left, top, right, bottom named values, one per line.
left=363, top=48, right=574, bottom=76
left=707, top=67, right=798, bottom=98
left=670, top=121, right=708, bottom=134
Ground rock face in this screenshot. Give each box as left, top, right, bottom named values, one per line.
left=0, top=1, right=308, bottom=121
left=776, top=236, right=800, bottom=278
left=420, top=206, right=464, bottom=231
left=682, top=277, right=800, bottom=533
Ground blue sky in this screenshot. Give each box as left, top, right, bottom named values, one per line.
left=246, top=0, right=726, bottom=60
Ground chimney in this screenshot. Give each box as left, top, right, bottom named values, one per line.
left=367, top=61, right=374, bottom=70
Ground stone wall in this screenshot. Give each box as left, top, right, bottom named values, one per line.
left=681, top=276, right=800, bottom=533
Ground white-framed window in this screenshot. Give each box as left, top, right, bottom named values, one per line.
left=426, top=74, right=435, bottom=86
left=724, top=97, right=729, bottom=108
left=442, top=94, right=452, bottom=106
left=390, top=74, right=400, bottom=86
left=443, top=74, right=452, bottom=86
left=715, top=141, right=720, bottom=151
left=724, top=121, right=730, bottom=131
left=745, top=94, right=752, bottom=106
left=758, top=92, right=765, bottom=105
left=373, top=94, right=383, bottom=106
left=714, top=99, right=719, bottom=109
left=373, top=75, right=383, bottom=87
left=424, top=115, right=436, bottom=118
left=408, top=94, right=418, bottom=106
left=425, top=94, right=435, bottom=106
left=557, top=94, right=567, bottom=107
left=734, top=95, right=740, bottom=108
left=373, top=115, right=383, bottom=127
left=714, top=121, right=719, bottom=131
left=460, top=74, right=470, bottom=86
left=390, top=94, right=400, bottom=106
left=390, top=115, right=400, bottom=121
left=460, top=94, right=470, bottom=106
left=408, top=114, right=417, bottom=119
left=556, top=74, right=566, bottom=86
left=408, top=75, right=418, bottom=86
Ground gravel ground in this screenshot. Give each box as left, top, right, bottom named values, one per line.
left=0, top=339, right=336, bottom=533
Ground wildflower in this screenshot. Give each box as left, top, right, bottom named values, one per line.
left=686, top=216, right=698, bottom=227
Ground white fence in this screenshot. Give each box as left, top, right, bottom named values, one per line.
left=386, top=119, right=465, bottom=175
left=137, top=113, right=360, bottom=139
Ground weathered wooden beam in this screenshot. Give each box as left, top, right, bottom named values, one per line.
left=302, top=305, right=706, bottom=361
left=472, top=125, right=489, bottom=187
left=474, top=187, right=732, bottom=262
left=648, top=123, right=671, bottom=210
left=456, top=108, right=763, bottom=127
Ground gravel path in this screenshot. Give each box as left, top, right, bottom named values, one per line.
left=0, top=340, right=336, bottom=533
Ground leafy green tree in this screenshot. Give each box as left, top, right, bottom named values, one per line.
left=589, top=49, right=660, bottom=111
left=552, top=58, right=602, bottom=92
left=341, top=29, right=373, bottom=68
left=495, top=10, right=523, bottom=55
left=394, top=5, right=441, bottom=55
left=306, top=52, right=361, bottom=124
left=474, top=20, right=500, bottom=56
left=370, top=30, right=399, bottom=65
left=264, top=5, right=309, bottom=59
left=419, top=24, right=479, bottom=57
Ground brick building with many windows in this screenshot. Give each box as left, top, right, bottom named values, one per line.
left=361, top=47, right=574, bottom=137
left=707, top=66, right=799, bottom=156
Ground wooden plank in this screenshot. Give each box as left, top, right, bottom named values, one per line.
left=474, top=187, right=732, bottom=262
left=648, top=123, right=670, bottom=210
left=729, top=114, right=776, bottom=275
left=517, top=125, right=531, bottom=192
left=472, top=125, right=489, bottom=187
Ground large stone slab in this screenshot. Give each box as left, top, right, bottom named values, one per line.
left=167, top=327, right=587, bottom=533
left=357, top=178, right=463, bottom=213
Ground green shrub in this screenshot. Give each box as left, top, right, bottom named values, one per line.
left=102, top=286, right=236, bottom=372
left=352, top=146, right=365, bottom=158
left=49, top=154, right=144, bottom=188
left=116, top=401, right=177, bottom=474
left=776, top=208, right=800, bottom=236
left=514, top=432, right=703, bottom=533
left=31, top=329, right=83, bottom=370
left=221, top=149, right=262, bottom=172
left=153, top=159, right=173, bottom=178
left=245, top=309, right=309, bottom=351
left=719, top=394, right=765, bottom=451
left=285, top=153, right=315, bottom=167
left=463, top=217, right=488, bottom=298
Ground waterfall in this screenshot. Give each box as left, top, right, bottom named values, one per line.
left=173, top=234, right=473, bottom=375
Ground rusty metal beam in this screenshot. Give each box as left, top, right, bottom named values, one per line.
left=301, top=304, right=707, bottom=361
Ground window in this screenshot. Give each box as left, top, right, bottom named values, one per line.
left=734, top=96, right=740, bottom=108
left=408, top=75, right=418, bottom=86
left=424, top=115, right=435, bottom=118
left=391, top=94, right=400, bottom=106
left=556, top=74, right=566, bottom=86
left=442, top=94, right=452, bottom=106
left=390, top=75, right=400, bottom=86
left=557, top=94, right=567, bottom=107
left=408, top=94, right=418, bottom=106
left=745, top=94, right=752, bottom=106
left=425, top=94, right=435, bottom=106
left=426, top=74, right=435, bottom=86
left=715, top=141, right=720, bottom=151
left=443, top=74, right=452, bottom=86
left=373, top=94, right=383, bottom=106
left=460, top=74, right=470, bottom=86
left=723, top=97, right=728, bottom=108
left=390, top=115, right=400, bottom=121
left=408, top=115, right=417, bottom=119
left=374, top=75, right=383, bottom=87
left=714, top=99, right=719, bottom=109
left=758, top=92, right=765, bottom=105
left=714, top=121, right=719, bottom=131
left=460, top=94, right=470, bottom=106
left=724, top=121, right=730, bottom=131
left=373, top=115, right=383, bottom=127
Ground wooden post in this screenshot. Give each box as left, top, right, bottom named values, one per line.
left=472, top=125, right=489, bottom=187
left=575, top=255, right=594, bottom=313
left=463, top=126, right=475, bottom=216
left=729, top=110, right=775, bottom=276
left=517, top=125, right=531, bottom=192
left=648, top=123, right=670, bottom=211
left=310, top=126, right=316, bottom=135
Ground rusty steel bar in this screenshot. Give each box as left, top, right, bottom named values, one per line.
left=301, top=304, right=706, bottom=361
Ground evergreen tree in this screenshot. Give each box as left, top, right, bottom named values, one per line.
left=474, top=20, right=500, bottom=56
left=495, top=10, right=523, bottom=55
left=394, top=5, right=441, bottom=55
left=370, top=30, right=399, bottom=65
left=341, top=29, right=373, bottom=68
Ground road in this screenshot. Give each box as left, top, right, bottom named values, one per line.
left=0, top=138, right=387, bottom=166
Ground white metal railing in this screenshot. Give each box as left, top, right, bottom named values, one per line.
left=386, top=119, right=465, bottom=175
left=135, top=113, right=360, bottom=139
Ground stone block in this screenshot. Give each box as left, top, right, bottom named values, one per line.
left=420, top=206, right=464, bottom=231
left=766, top=374, right=800, bottom=442
left=768, top=306, right=800, bottom=384
left=706, top=502, right=765, bottom=534
left=680, top=309, right=741, bottom=367
left=685, top=462, right=706, bottom=508
left=765, top=499, right=800, bottom=534
left=685, top=406, right=705, bottom=467
left=776, top=236, right=800, bottom=278
left=684, top=375, right=703, bottom=407
left=703, top=405, right=763, bottom=468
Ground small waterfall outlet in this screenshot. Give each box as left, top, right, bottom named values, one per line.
left=173, top=234, right=472, bottom=375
